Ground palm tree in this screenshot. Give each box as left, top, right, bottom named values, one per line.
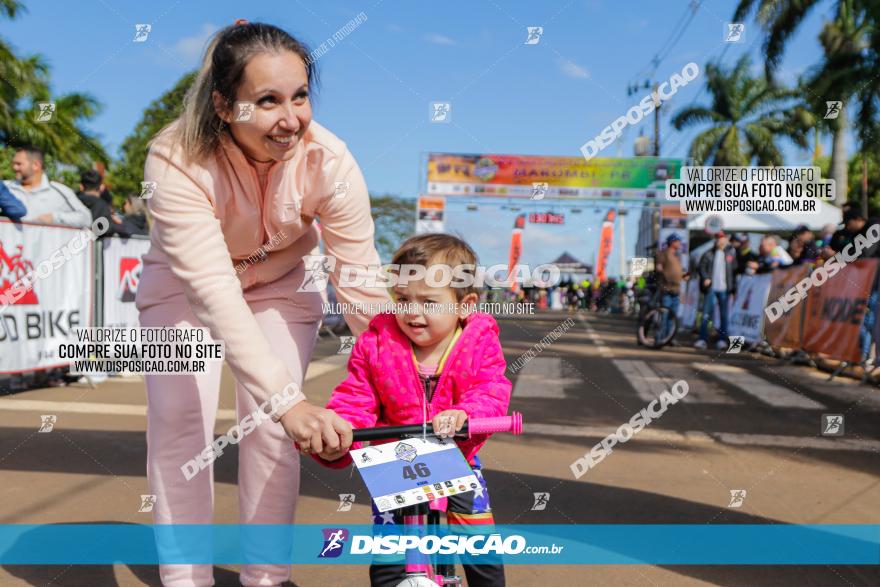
left=0, top=0, right=108, bottom=168
left=671, top=56, right=814, bottom=166
left=734, top=0, right=880, bottom=208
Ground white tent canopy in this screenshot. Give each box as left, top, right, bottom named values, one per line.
left=686, top=199, right=842, bottom=232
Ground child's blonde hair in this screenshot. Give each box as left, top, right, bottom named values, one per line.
left=391, top=234, right=478, bottom=301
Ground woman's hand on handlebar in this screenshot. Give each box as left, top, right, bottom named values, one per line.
left=280, top=401, right=353, bottom=456
left=432, top=409, right=467, bottom=439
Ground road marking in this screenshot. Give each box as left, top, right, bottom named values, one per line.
left=694, top=362, right=826, bottom=409
left=513, top=357, right=579, bottom=398
left=651, top=363, right=740, bottom=405
left=613, top=360, right=667, bottom=402
left=0, top=354, right=350, bottom=420
left=577, top=315, right=613, bottom=357
left=528, top=423, right=880, bottom=453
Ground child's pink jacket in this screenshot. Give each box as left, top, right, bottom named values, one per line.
left=315, top=311, right=512, bottom=469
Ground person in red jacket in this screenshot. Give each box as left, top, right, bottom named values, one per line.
left=312, top=233, right=512, bottom=587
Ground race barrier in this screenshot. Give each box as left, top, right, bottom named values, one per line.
left=678, top=256, right=880, bottom=366
left=0, top=219, right=149, bottom=375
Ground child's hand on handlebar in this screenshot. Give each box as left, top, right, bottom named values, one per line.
left=432, top=409, right=467, bottom=439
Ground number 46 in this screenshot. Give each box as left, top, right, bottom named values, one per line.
left=402, top=463, right=431, bottom=480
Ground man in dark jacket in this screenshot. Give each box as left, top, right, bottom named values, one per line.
left=695, top=232, right=737, bottom=350
left=0, top=181, right=27, bottom=220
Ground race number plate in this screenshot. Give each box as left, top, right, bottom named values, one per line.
left=351, top=437, right=480, bottom=512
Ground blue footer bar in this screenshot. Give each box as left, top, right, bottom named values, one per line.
left=0, top=524, right=877, bottom=565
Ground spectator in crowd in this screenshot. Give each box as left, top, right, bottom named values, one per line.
left=76, top=169, right=119, bottom=236
left=826, top=208, right=880, bottom=259
left=695, top=232, right=737, bottom=350
left=0, top=181, right=27, bottom=220
left=756, top=235, right=793, bottom=273
left=654, top=233, right=685, bottom=345
left=4, top=146, right=91, bottom=227
left=117, top=194, right=150, bottom=236
left=730, top=233, right=758, bottom=278
left=790, top=225, right=820, bottom=265
left=817, top=223, right=837, bottom=249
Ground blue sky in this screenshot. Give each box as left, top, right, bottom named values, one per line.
left=5, top=0, right=834, bottom=269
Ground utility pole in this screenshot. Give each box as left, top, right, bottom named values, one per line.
left=653, top=83, right=661, bottom=157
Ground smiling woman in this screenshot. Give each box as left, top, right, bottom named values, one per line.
left=134, top=20, right=390, bottom=587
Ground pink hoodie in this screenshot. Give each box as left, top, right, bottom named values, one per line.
left=315, top=311, right=513, bottom=469
left=135, top=121, right=389, bottom=419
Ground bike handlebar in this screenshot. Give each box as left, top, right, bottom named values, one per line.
left=351, top=412, right=523, bottom=442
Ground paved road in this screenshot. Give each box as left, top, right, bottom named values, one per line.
left=1, top=311, right=878, bottom=586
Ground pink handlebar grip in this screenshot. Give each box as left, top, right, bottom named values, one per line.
left=468, top=412, right=523, bottom=437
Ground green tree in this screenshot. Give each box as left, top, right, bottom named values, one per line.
left=0, top=0, right=107, bottom=169
left=671, top=56, right=813, bottom=165
left=735, top=0, right=880, bottom=207
left=369, top=195, right=416, bottom=262
left=106, top=72, right=196, bottom=202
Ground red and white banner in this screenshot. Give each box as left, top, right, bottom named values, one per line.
left=506, top=214, right=526, bottom=291
left=0, top=220, right=95, bottom=374
left=102, top=236, right=151, bottom=329
left=595, top=210, right=615, bottom=283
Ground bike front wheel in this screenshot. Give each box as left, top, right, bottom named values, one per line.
left=638, top=307, right=677, bottom=348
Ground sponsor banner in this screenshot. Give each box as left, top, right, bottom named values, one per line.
left=425, top=153, right=682, bottom=198
left=764, top=265, right=811, bottom=348
left=802, top=259, right=878, bottom=363
left=679, top=278, right=699, bottom=329
left=729, top=273, right=773, bottom=343
left=595, top=210, right=615, bottom=283
left=0, top=524, right=877, bottom=564
left=416, top=195, right=445, bottom=234
left=0, top=221, right=94, bottom=374
left=102, top=237, right=151, bottom=329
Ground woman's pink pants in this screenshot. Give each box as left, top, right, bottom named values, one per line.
left=139, top=265, right=322, bottom=587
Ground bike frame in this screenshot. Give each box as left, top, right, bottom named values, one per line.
left=351, top=413, right=523, bottom=586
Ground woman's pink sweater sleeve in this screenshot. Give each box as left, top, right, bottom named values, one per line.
left=311, top=330, right=380, bottom=469
left=317, top=149, right=390, bottom=337
left=144, top=147, right=305, bottom=421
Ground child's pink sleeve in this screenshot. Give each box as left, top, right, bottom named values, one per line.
left=310, top=331, right=381, bottom=469
left=449, top=331, right=512, bottom=462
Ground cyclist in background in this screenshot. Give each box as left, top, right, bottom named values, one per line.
left=654, top=234, right=685, bottom=346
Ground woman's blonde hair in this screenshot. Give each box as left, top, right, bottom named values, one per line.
left=161, top=22, right=317, bottom=165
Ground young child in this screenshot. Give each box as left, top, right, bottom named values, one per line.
left=313, top=233, right=511, bottom=587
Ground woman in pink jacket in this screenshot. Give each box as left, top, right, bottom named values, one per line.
left=135, top=21, right=388, bottom=587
